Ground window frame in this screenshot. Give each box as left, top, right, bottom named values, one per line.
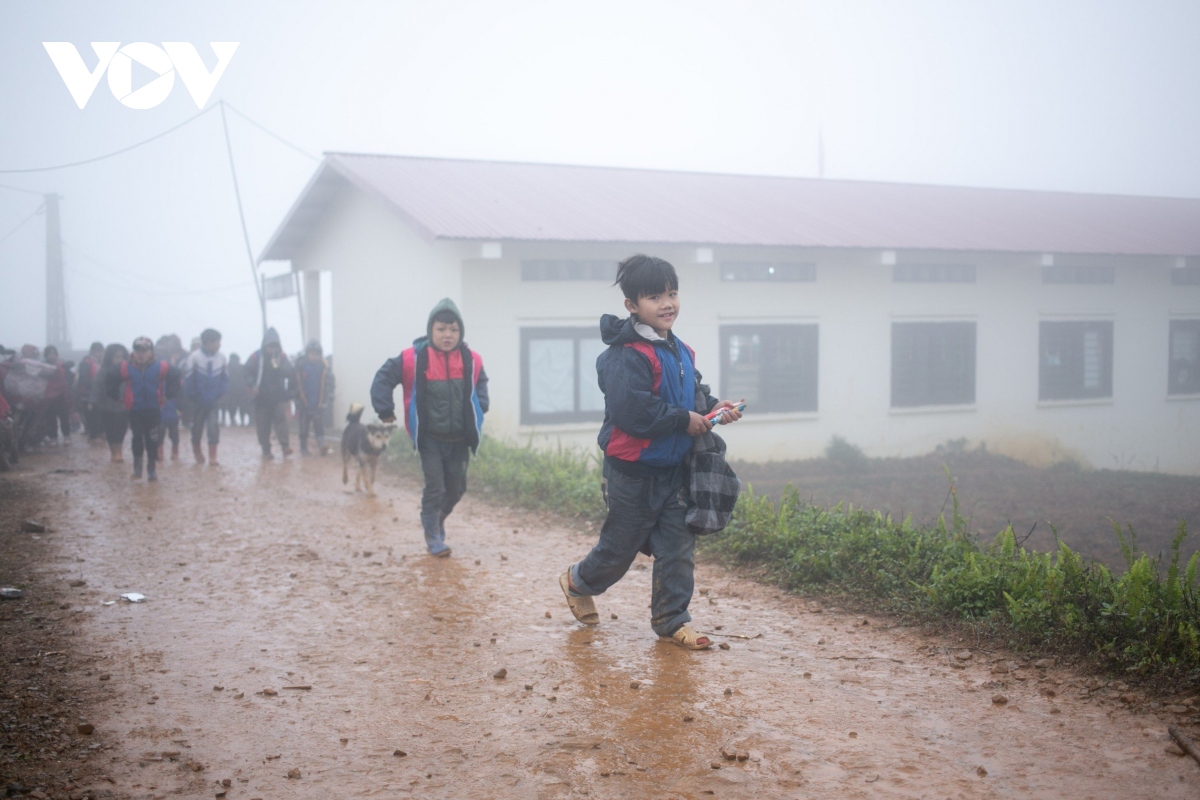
left=1037, top=319, right=1114, bottom=401
left=719, top=262, right=816, bottom=283
left=719, top=323, right=819, bottom=414
left=519, top=327, right=608, bottom=425
left=890, top=321, right=977, bottom=408
left=1168, top=319, right=1200, bottom=396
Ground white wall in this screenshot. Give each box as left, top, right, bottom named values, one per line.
left=288, top=186, right=1200, bottom=473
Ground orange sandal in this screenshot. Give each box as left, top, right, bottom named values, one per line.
left=666, top=625, right=712, bottom=650
left=559, top=570, right=599, bottom=625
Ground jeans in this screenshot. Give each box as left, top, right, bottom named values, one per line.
left=419, top=437, right=469, bottom=519
left=255, top=400, right=290, bottom=453
left=571, top=461, right=695, bottom=638
left=298, top=406, right=324, bottom=450
left=129, top=408, right=162, bottom=466
left=191, top=404, right=220, bottom=447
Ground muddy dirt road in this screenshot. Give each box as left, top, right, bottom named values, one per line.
left=3, top=430, right=1198, bottom=799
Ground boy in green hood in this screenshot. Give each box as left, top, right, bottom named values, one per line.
left=371, top=299, right=489, bottom=556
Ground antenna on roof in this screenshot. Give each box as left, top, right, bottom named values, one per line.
left=817, top=125, right=826, bottom=179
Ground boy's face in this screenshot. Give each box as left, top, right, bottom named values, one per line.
left=624, top=287, right=680, bottom=336
left=431, top=321, right=461, bottom=352
left=306, top=351, right=321, bottom=363
left=202, top=338, right=221, bottom=355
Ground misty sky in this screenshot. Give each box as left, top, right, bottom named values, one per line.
left=2, top=0, right=1199, bottom=360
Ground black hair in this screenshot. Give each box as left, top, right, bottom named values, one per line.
left=431, top=310, right=459, bottom=326
left=201, top=328, right=221, bottom=344
left=90, top=341, right=104, bottom=353
left=43, top=345, right=58, bottom=357
left=614, top=254, right=678, bottom=301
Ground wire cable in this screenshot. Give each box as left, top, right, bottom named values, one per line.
left=0, top=203, right=44, bottom=247
left=0, top=182, right=44, bottom=197
left=222, top=101, right=321, bottom=162
left=0, top=105, right=218, bottom=174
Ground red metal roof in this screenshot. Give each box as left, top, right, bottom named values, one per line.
left=260, top=153, right=1200, bottom=261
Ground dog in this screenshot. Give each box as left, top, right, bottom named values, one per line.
left=341, top=403, right=396, bottom=496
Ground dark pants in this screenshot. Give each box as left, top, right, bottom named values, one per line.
left=419, top=437, right=469, bottom=519
left=191, top=404, right=220, bottom=446
left=129, top=408, right=162, bottom=468
left=298, top=406, right=324, bottom=451
left=84, top=404, right=103, bottom=440
left=104, top=411, right=128, bottom=446
left=45, top=397, right=70, bottom=441
left=163, top=419, right=179, bottom=448
left=255, top=400, right=290, bottom=453
left=571, top=462, right=695, bottom=637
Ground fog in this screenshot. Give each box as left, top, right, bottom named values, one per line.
left=2, top=0, right=1199, bottom=358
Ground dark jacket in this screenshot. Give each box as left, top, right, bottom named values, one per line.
left=596, top=314, right=718, bottom=475
left=371, top=298, right=489, bottom=452
left=76, top=355, right=100, bottom=405
left=244, top=328, right=294, bottom=406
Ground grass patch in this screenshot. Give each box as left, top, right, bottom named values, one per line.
left=391, top=435, right=1200, bottom=687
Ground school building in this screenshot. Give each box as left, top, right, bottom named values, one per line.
left=259, top=154, right=1200, bottom=473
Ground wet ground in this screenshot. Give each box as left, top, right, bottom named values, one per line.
left=3, top=429, right=1199, bottom=799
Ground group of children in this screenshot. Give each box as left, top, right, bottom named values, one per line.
left=370, top=256, right=741, bottom=649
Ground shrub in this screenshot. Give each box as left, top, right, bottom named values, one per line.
left=824, top=435, right=869, bottom=473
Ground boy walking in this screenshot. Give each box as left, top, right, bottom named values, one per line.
left=245, top=328, right=295, bottom=458
left=371, top=299, right=489, bottom=557
left=558, top=255, right=741, bottom=649
left=182, top=328, right=229, bottom=465
left=108, top=337, right=181, bottom=481
left=295, top=341, right=334, bottom=455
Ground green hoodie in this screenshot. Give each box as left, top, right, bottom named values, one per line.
left=417, top=298, right=469, bottom=439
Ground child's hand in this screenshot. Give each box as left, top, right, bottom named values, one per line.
left=713, top=400, right=743, bottom=424
left=379, top=414, right=396, bottom=424
left=686, top=411, right=713, bottom=436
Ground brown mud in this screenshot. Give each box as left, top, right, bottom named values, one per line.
left=2, top=429, right=1198, bottom=799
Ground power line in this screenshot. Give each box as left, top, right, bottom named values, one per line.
left=0, top=105, right=218, bottom=174
left=220, top=101, right=268, bottom=333
left=223, top=101, right=320, bottom=162
left=0, top=203, right=44, bottom=247
left=0, top=182, right=44, bottom=197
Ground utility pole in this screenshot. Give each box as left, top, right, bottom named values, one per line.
left=44, top=193, right=70, bottom=352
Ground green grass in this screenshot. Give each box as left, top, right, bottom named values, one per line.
left=389, top=435, right=1200, bottom=686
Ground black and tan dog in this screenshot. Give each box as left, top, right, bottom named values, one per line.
left=341, top=403, right=396, bottom=495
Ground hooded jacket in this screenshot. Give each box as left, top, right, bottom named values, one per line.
left=108, top=358, right=181, bottom=413
left=244, top=328, right=294, bottom=405
left=182, top=348, right=229, bottom=406
left=596, top=313, right=719, bottom=473
left=371, top=298, right=489, bottom=452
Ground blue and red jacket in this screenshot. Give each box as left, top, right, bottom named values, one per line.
left=371, top=341, right=489, bottom=452
left=116, top=360, right=180, bottom=412
left=596, top=314, right=718, bottom=473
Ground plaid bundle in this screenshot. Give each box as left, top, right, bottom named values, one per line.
left=685, top=427, right=740, bottom=535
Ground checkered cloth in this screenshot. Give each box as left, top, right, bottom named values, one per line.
left=685, top=378, right=740, bottom=535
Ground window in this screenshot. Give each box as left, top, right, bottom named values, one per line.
left=521, top=260, right=615, bottom=281
left=891, top=322, right=976, bottom=407
left=893, top=263, right=976, bottom=283
left=520, top=328, right=608, bottom=424
left=1042, top=265, right=1114, bottom=284
left=1172, top=266, right=1200, bottom=285
left=1038, top=320, right=1113, bottom=401
left=720, top=262, right=815, bottom=282
left=720, top=325, right=818, bottom=412
left=1169, top=320, right=1200, bottom=395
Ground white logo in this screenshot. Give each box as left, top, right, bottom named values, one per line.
left=43, top=42, right=239, bottom=109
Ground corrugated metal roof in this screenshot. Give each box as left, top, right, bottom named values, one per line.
left=260, top=153, right=1200, bottom=261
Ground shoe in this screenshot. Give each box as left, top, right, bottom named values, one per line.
left=559, top=570, right=599, bottom=625
left=300, top=447, right=311, bottom=456
left=319, top=445, right=330, bottom=456
left=282, top=446, right=294, bottom=457
left=147, top=463, right=157, bottom=482
left=193, top=442, right=205, bottom=464
left=262, top=449, right=273, bottom=459
left=208, top=444, right=219, bottom=466
left=132, top=454, right=143, bottom=479
left=422, top=512, right=451, bottom=556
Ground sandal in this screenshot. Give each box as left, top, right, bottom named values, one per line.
left=666, top=624, right=712, bottom=650
left=559, top=570, right=599, bottom=625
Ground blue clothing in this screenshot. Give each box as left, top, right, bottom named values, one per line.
left=596, top=314, right=713, bottom=474
left=182, top=350, right=229, bottom=406
left=161, top=398, right=179, bottom=424
left=114, top=360, right=180, bottom=412
left=295, top=358, right=329, bottom=408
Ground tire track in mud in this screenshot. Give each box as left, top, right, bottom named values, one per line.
left=8, top=430, right=1199, bottom=799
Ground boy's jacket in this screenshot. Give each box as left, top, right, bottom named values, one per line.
left=182, top=349, right=229, bottom=406
left=112, top=360, right=181, bottom=412
left=371, top=298, right=489, bottom=452
left=596, top=314, right=717, bottom=471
